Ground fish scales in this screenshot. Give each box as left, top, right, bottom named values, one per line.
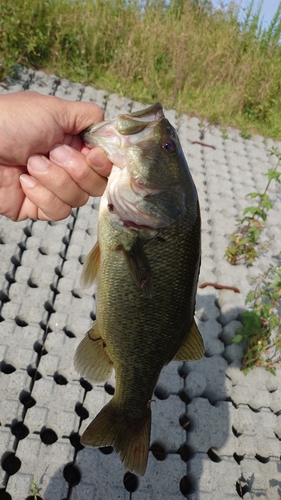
left=98, top=202, right=200, bottom=413
left=74, top=102, right=204, bottom=476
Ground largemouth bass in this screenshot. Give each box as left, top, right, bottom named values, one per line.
left=74, top=102, right=204, bottom=476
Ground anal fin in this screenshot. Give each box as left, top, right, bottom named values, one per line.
left=74, top=322, right=113, bottom=382
left=173, top=319, right=204, bottom=361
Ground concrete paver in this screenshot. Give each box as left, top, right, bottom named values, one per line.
left=0, top=66, right=281, bottom=499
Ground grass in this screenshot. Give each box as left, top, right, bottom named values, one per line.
left=1, top=0, right=281, bottom=138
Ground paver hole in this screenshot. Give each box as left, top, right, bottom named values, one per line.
left=154, top=384, right=169, bottom=400
left=248, top=403, right=261, bottom=413
left=55, top=265, right=63, bottom=277
left=75, top=402, right=89, bottom=420
left=274, top=431, right=281, bottom=441
left=104, top=382, right=115, bottom=395
left=1, top=452, right=21, bottom=475
left=25, top=496, right=43, bottom=500
left=11, top=422, right=29, bottom=440
left=40, top=427, right=58, bottom=445
left=0, top=361, right=16, bottom=374
left=5, top=272, right=15, bottom=285
left=72, top=288, right=82, bottom=299
left=178, top=363, right=188, bottom=378
left=232, top=425, right=242, bottom=438
left=80, top=378, right=92, bottom=392
left=63, top=328, right=76, bottom=339
left=207, top=448, right=221, bottom=463
left=27, top=278, right=38, bottom=288
left=40, top=321, right=52, bottom=334
left=44, top=301, right=55, bottom=314
left=0, top=489, right=12, bottom=500
left=78, top=255, right=85, bottom=265
left=99, top=446, right=113, bottom=455
left=179, top=475, right=194, bottom=496
left=19, top=391, right=36, bottom=409
left=69, top=432, right=84, bottom=451
left=123, top=472, right=139, bottom=492
left=11, top=255, right=21, bottom=267
left=255, top=454, right=269, bottom=464
left=63, top=463, right=81, bottom=486
left=236, top=480, right=250, bottom=498
left=62, top=235, right=70, bottom=245
left=54, top=372, right=68, bottom=385
left=15, top=316, right=28, bottom=327
left=33, top=341, right=48, bottom=356
left=23, top=226, right=33, bottom=237
left=150, top=441, right=167, bottom=461
left=203, top=349, right=213, bottom=358
left=179, top=414, right=191, bottom=430
left=0, top=291, right=10, bottom=303
left=39, top=246, right=49, bottom=255
left=178, top=389, right=191, bottom=404
left=27, top=365, right=42, bottom=381
left=178, top=443, right=193, bottom=462
left=233, top=452, right=244, bottom=464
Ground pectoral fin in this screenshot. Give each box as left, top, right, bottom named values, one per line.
left=173, top=319, right=204, bottom=361
left=119, top=237, right=153, bottom=298
left=80, top=241, right=100, bottom=289
left=74, top=322, right=113, bottom=382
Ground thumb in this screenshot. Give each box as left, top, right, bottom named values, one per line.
left=58, top=99, right=104, bottom=135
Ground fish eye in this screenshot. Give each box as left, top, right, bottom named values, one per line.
left=161, top=138, right=176, bottom=153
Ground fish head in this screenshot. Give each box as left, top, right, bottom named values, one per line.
left=82, top=102, right=198, bottom=230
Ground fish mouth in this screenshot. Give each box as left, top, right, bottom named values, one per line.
left=104, top=165, right=172, bottom=230
left=81, top=102, right=164, bottom=158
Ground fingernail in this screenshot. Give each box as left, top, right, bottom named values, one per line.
left=20, top=174, right=37, bottom=188
left=88, top=150, right=109, bottom=170
left=50, top=144, right=72, bottom=164
left=28, top=155, right=49, bottom=172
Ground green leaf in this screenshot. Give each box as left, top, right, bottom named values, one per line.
left=232, top=333, right=244, bottom=344
left=246, top=290, right=255, bottom=303
left=266, top=367, right=276, bottom=375
left=267, top=169, right=281, bottom=183
left=243, top=206, right=256, bottom=216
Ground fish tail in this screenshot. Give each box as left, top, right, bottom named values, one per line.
left=81, top=399, right=151, bottom=476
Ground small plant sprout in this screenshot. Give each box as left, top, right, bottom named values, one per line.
left=30, top=477, right=40, bottom=500
left=232, top=254, right=281, bottom=374
left=225, top=147, right=281, bottom=265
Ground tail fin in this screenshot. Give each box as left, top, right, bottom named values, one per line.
left=81, top=399, right=151, bottom=476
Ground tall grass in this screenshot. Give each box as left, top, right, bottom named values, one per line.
left=1, top=0, right=281, bottom=138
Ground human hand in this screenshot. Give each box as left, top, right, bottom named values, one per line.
left=0, top=91, right=112, bottom=221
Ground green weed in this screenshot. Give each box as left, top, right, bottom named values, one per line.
left=1, top=0, right=281, bottom=138
left=232, top=256, right=281, bottom=374
left=30, top=477, right=40, bottom=499
left=225, top=147, right=281, bottom=265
